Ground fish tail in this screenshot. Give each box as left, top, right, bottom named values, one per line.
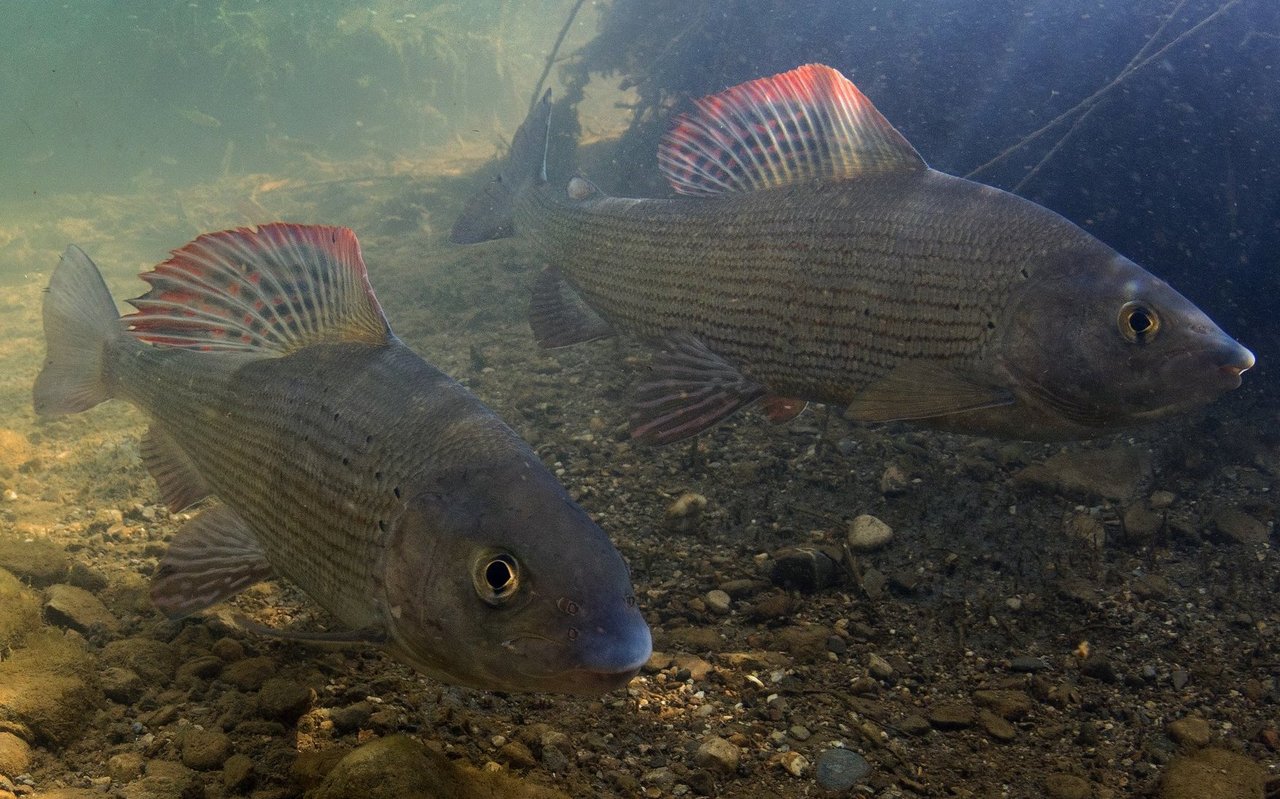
left=33, top=246, right=126, bottom=416
left=449, top=90, right=553, bottom=244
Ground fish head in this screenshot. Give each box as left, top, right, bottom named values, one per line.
left=1000, top=250, right=1254, bottom=432
left=379, top=458, right=651, bottom=695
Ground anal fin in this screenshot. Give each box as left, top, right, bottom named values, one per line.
left=529, top=267, right=613, bottom=348
left=150, top=505, right=273, bottom=619
left=845, top=361, right=1013, bottom=423
left=630, top=333, right=765, bottom=445
left=141, top=425, right=211, bottom=512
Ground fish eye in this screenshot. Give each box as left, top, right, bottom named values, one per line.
left=474, top=552, right=520, bottom=606
left=1118, top=301, right=1160, bottom=343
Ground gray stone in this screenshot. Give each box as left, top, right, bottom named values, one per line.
left=694, top=736, right=740, bottom=775
left=814, top=748, right=869, bottom=791
left=1010, top=655, right=1050, bottom=673
left=704, top=589, right=732, bottom=615
left=847, top=514, right=894, bottom=552
left=769, top=546, right=842, bottom=592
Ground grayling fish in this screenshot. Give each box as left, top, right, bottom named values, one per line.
left=33, top=223, right=650, bottom=694
left=451, top=64, right=1254, bottom=444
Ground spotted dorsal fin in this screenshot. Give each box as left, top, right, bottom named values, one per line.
left=125, top=223, right=390, bottom=354
left=658, top=64, right=926, bottom=196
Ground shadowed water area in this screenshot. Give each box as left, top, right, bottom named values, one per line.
left=0, top=1, right=1277, bottom=797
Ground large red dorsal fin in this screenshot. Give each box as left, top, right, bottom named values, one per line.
left=125, top=223, right=390, bottom=353
left=658, top=63, right=926, bottom=196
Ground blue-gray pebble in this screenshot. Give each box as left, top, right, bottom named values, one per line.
left=816, top=748, right=870, bottom=791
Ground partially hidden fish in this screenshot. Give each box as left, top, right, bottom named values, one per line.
left=451, top=64, right=1254, bottom=444
left=33, top=223, right=650, bottom=694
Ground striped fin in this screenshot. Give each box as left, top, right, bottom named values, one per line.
left=630, top=333, right=765, bottom=445
left=150, top=504, right=273, bottom=619
left=140, top=424, right=211, bottom=512
left=529, top=267, right=613, bottom=348
left=658, top=64, right=926, bottom=196
left=125, top=223, right=390, bottom=354
left=845, top=361, right=1014, bottom=423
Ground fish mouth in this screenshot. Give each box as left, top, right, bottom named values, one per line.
left=501, top=620, right=652, bottom=695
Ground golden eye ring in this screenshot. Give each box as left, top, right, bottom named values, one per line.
left=474, top=552, right=520, bottom=606
left=1118, top=301, right=1160, bottom=343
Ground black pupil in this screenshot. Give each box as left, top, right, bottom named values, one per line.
left=485, top=560, right=513, bottom=592
left=1129, top=308, right=1152, bottom=334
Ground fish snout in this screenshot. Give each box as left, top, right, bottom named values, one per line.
left=1211, top=340, right=1255, bottom=388
left=563, top=598, right=652, bottom=694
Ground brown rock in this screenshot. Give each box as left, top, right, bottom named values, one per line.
left=927, top=701, right=975, bottom=730
left=0, top=539, right=70, bottom=586
left=1161, top=747, right=1266, bottom=799
left=1166, top=717, right=1212, bottom=748
left=973, top=689, right=1034, bottom=720
left=0, top=629, right=100, bottom=746
left=100, top=638, right=178, bottom=686
left=1044, top=772, right=1092, bottom=799
left=978, top=710, right=1016, bottom=742
left=1015, top=446, right=1151, bottom=501
left=1212, top=508, right=1269, bottom=545
left=0, top=569, right=40, bottom=651
left=1122, top=503, right=1163, bottom=542
left=181, top=728, right=233, bottom=770
left=107, top=751, right=145, bottom=784
left=694, top=735, right=740, bottom=775
left=222, top=656, right=276, bottom=691
left=663, top=626, right=722, bottom=653
left=257, top=677, right=313, bottom=723
left=121, top=759, right=199, bottom=799
left=0, top=732, right=30, bottom=778
left=223, top=752, right=255, bottom=793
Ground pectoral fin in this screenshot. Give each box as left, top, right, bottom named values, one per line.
left=529, top=267, right=613, bottom=348
left=846, top=362, right=1013, bottom=423
left=150, top=504, right=273, bottom=619
left=630, top=333, right=765, bottom=444
left=762, top=395, right=808, bottom=424
left=228, top=614, right=387, bottom=647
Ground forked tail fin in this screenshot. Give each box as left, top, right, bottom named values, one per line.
left=449, top=90, right=553, bottom=244
left=33, top=246, right=124, bottom=416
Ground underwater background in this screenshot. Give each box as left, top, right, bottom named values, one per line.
left=0, top=1, right=1277, bottom=797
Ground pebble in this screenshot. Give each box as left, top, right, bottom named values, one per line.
left=222, top=656, right=276, bottom=691
left=846, top=514, right=894, bottom=552
left=1010, top=655, right=1050, bottom=673
left=776, top=750, right=809, bottom=777
left=181, top=728, right=233, bottom=770
left=704, top=589, right=732, bottom=615
left=814, top=748, right=869, bottom=791
left=100, top=638, right=178, bottom=686
left=175, top=655, right=225, bottom=685
left=927, top=701, right=975, bottom=730
left=43, top=584, right=120, bottom=634
left=867, top=653, right=894, bottom=680
left=1160, top=747, right=1265, bottom=799
left=100, top=666, right=145, bottom=704
left=222, top=753, right=255, bottom=793
left=694, top=736, right=740, bottom=775
left=879, top=463, right=909, bottom=495
left=973, top=689, right=1034, bottom=721
left=747, top=592, right=794, bottom=621
left=121, top=760, right=199, bottom=799
left=497, top=740, right=537, bottom=769
left=665, top=492, right=707, bottom=531
left=1014, top=445, right=1151, bottom=501
left=1166, top=717, right=1212, bottom=748
left=1149, top=489, right=1176, bottom=509
left=1122, top=503, right=1163, bottom=542
left=788, top=724, right=811, bottom=741
left=898, top=714, right=931, bottom=736
left=978, top=710, right=1017, bottom=742
left=1212, top=507, right=1269, bottom=545
left=106, top=752, right=145, bottom=784
left=1063, top=513, right=1106, bottom=550
left=329, top=701, right=374, bottom=733
left=312, top=734, right=570, bottom=799
left=1044, top=772, right=1092, bottom=799
left=257, top=677, right=313, bottom=723
left=671, top=653, right=714, bottom=682
left=769, top=546, right=842, bottom=592
left=0, top=732, right=30, bottom=778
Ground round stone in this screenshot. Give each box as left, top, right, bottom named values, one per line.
left=815, top=748, right=869, bottom=791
